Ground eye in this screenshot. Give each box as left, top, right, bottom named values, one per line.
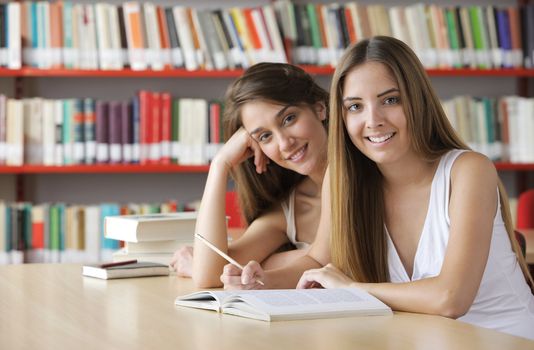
left=282, top=113, right=296, bottom=126
left=346, top=103, right=361, bottom=112
left=258, top=132, right=272, bottom=143
left=384, top=96, right=400, bottom=105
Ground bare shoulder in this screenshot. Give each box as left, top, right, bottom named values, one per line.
left=451, top=151, right=497, bottom=187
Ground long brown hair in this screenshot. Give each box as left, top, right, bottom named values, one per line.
left=223, top=62, right=329, bottom=224
left=329, top=36, right=533, bottom=289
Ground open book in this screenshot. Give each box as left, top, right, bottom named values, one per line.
left=175, top=288, right=392, bottom=322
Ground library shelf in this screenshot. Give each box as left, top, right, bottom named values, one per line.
left=0, top=164, right=210, bottom=174
left=0, top=163, right=532, bottom=174
left=1, top=67, right=533, bottom=78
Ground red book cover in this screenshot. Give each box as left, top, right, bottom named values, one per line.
left=151, top=92, right=161, bottom=164
left=138, top=90, right=152, bottom=165
left=31, top=206, right=45, bottom=249
left=209, top=102, right=221, bottom=144
left=243, top=8, right=261, bottom=50
left=160, top=92, right=172, bottom=164
left=344, top=7, right=357, bottom=44
left=156, top=5, right=171, bottom=69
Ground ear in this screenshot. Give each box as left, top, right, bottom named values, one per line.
left=314, top=102, right=327, bottom=121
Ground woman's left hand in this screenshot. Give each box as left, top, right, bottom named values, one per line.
left=296, top=263, right=356, bottom=289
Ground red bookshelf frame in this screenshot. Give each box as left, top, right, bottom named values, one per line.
left=1, top=67, right=533, bottom=78
left=0, top=162, right=532, bottom=174
left=0, top=164, right=210, bottom=174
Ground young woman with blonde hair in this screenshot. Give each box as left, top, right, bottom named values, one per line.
left=224, top=37, right=534, bottom=339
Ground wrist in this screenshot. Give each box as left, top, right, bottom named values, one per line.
left=210, top=157, right=232, bottom=175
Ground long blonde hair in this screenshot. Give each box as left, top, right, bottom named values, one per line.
left=223, top=63, right=329, bottom=224
left=329, top=36, right=533, bottom=290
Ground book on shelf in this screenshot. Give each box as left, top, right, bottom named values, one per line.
left=104, top=211, right=197, bottom=242
left=82, top=261, right=170, bottom=280
left=175, top=288, right=392, bottom=322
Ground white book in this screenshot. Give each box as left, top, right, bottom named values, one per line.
left=176, top=288, right=392, bottom=322
left=104, top=211, right=197, bottom=242
left=84, top=205, right=101, bottom=263
left=112, top=248, right=173, bottom=265
left=24, top=98, right=43, bottom=165
left=126, top=239, right=192, bottom=254
left=95, top=3, right=113, bottom=70
left=262, top=5, right=287, bottom=63
left=178, top=98, right=192, bottom=164
left=173, top=7, right=198, bottom=71
left=83, top=261, right=170, bottom=280
left=7, top=2, right=21, bottom=69
left=6, top=99, right=23, bottom=166
left=143, top=2, right=163, bottom=70
left=41, top=100, right=55, bottom=166
left=0, top=95, right=6, bottom=164
left=192, top=99, right=208, bottom=165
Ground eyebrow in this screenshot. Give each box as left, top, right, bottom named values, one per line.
left=343, top=88, right=400, bottom=102
left=248, top=105, right=292, bottom=136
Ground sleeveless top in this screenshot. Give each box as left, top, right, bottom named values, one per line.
left=387, top=149, right=534, bottom=339
left=281, top=190, right=310, bottom=249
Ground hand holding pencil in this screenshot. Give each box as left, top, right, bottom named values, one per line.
left=195, top=233, right=265, bottom=286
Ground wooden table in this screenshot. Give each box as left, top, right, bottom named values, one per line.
left=0, top=264, right=532, bottom=350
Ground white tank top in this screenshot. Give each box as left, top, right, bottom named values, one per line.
left=387, top=149, right=534, bottom=339
left=281, top=190, right=310, bottom=249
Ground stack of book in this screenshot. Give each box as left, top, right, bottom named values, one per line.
left=104, top=211, right=197, bottom=265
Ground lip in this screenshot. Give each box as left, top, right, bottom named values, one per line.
left=366, top=132, right=395, bottom=144
left=285, top=144, right=308, bottom=162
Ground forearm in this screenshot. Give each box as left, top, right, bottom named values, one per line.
left=192, top=160, right=232, bottom=288
left=264, top=255, right=323, bottom=289
left=362, top=276, right=472, bottom=318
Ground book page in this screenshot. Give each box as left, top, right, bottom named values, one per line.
left=175, top=290, right=236, bottom=312
left=221, top=288, right=392, bottom=321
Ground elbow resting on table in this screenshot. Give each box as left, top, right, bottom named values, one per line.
left=434, top=288, right=471, bottom=319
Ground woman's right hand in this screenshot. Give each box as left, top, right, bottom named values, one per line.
left=214, top=127, right=269, bottom=174
left=220, top=261, right=266, bottom=290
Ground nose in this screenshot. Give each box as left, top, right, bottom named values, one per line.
left=366, top=105, right=385, bottom=128
left=278, top=131, right=295, bottom=151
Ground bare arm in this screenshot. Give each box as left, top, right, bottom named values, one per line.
left=298, top=153, right=497, bottom=318
left=191, top=128, right=286, bottom=288
left=221, top=170, right=333, bottom=289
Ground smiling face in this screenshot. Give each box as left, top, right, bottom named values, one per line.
left=241, top=100, right=328, bottom=178
left=341, top=61, right=414, bottom=167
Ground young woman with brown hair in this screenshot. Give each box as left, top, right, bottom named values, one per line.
left=170, top=63, right=329, bottom=287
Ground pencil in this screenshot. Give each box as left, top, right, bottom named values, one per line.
left=195, top=233, right=265, bottom=286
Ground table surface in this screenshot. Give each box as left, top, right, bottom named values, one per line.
left=0, top=264, right=532, bottom=350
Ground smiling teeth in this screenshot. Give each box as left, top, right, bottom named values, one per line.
left=289, top=146, right=306, bottom=160
left=368, top=133, right=394, bottom=143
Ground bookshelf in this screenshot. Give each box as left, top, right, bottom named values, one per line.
left=0, top=0, right=533, bottom=264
